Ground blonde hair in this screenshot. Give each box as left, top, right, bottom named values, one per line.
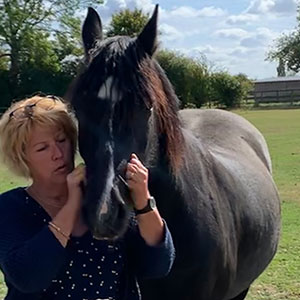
left=0, top=95, right=78, bottom=178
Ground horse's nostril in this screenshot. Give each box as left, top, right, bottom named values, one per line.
left=84, top=197, right=130, bottom=240
left=99, top=201, right=108, bottom=214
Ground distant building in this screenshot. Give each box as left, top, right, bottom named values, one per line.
left=251, top=76, right=300, bottom=106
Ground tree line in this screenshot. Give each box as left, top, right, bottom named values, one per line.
left=0, top=1, right=270, bottom=109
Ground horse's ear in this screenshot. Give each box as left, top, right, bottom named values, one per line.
left=136, top=4, right=159, bottom=57
left=82, top=7, right=103, bottom=56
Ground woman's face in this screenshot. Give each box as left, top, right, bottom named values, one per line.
left=26, top=125, right=74, bottom=184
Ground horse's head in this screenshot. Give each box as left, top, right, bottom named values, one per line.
left=69, top=5, right=183, bottom=239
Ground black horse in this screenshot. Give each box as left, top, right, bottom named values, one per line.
left=67, top=5, right=281, bottom=300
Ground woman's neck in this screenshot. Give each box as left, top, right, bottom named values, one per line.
left=27, top=181, right=68, bottom=208
left=27, top=181, right=88, bottom=235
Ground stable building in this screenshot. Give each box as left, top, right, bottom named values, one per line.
left=251, top=76, right=300, bottom=106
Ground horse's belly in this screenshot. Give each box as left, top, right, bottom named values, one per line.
left=209, top=148, right=280, bottom=297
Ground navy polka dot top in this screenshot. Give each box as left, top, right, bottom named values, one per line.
left=0, top=187, right=175, bottom=300
left=42, top=232, right=125, bottom=299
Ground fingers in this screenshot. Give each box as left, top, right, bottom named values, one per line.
left=67, top=163, right=86, bottom=187
left=126, top=154, right=148, bottom=184
left=129, top=153, right=147, bottom=170
left=127, top=163, right=138, bottom=174
left=126, top=167, right=140, bottom=181
left=131, top=153, right=138, bottom=159
left=126, top=154, right=150, bottom=205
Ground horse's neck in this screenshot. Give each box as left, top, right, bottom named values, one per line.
left=149, top=127, right=210, bottom=201
left=146, top=120, right=208, bottom=170
left=176, top=127, right=210, bottom=189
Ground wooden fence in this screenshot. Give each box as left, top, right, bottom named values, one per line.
left=247, top=88, right=300, bottom=106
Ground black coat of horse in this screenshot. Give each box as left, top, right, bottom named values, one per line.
left=67, top=5, right=281, bottom=300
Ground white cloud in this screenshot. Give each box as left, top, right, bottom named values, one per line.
left=98, top=0, right=155, bottom=21
left=247, top=0, right=274, bottom=14
left=188, top=45, right=219, bottom=55
left=214, top=28, right=249, bottom=39
left=256, top=27, right=275, bottom=40
left=240, top=37, right=264, bottom=47
left=160, top=23, right=184, bottom=41
left=246, top=0, right=297, bottom=15
left=102, top=0, right=154, bottom=11
left=272, top=0, right=297, bottom=14
left=196, top=6, right=227, bottom=17
left=229, top=47, right=257, bottom=57
left=240, top=27, right=277, bottom=48
left=168, top=6, right=226, bottom=18
left=226, top=14, right=259, bottom=25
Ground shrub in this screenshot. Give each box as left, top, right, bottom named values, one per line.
left=156, top=50, right=210, bottom=108
left=209, top=72, right=245, bottom=108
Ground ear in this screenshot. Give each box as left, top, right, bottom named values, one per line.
left=82, top=7, right=103, bottom=55
left=136, top=4, right=159, bottom=57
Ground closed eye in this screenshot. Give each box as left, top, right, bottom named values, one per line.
left=37, top=146, right=47, bottom=152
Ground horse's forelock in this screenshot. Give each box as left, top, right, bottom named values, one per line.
left=139, top=59, right=185, bottom=173
left=89, top=36, right=133, bottom=63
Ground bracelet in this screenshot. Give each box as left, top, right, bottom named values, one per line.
left=48, top=221, right=70, bottom=241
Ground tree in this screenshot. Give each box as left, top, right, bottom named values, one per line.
left=0, top=0, right=102, bottom=98
left=106, top=8, right=149, bottom=37
left=53, top=14, right=84, bottom=77
left=276, top=57, right=286, bottom=77
left=267, top=31, right=300, bottom=74
left=156, top=50, right=210, bottom=108
left=267, top=4, right=300, bottom=74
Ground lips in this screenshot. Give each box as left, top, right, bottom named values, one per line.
left=55, top=164, right=66, bottom=172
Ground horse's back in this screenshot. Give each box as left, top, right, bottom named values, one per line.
left=179, top=108, right=272, bottom=173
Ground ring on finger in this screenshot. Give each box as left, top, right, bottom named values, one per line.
left=128, top=171, right=134, bottom=179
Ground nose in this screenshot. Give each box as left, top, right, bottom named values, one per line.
left=52, top=143, right=63, bottom=160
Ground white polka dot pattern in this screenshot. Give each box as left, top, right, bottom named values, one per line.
left=41, top=235, right=125, bottom=299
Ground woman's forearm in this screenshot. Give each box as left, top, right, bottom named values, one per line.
left=48, top=195, right=81, bottom=247
left=136, top=209, right=164, bottom=246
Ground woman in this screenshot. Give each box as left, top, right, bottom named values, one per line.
left=0, top=95, right=175, bottom=300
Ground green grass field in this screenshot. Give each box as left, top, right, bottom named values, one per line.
left=237, top=109, right=300, bottom=300
left=0, top=109, right=300, bottom=299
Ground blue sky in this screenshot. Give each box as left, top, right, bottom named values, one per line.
left=95, top=0, right=299, bottom=79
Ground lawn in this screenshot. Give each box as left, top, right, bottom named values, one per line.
left=237, top=109, right=300, bottom=300
left=0, top=109, right=300, bottom=299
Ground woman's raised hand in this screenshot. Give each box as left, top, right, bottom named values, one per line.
left=126, top=154, right=151, bottom=210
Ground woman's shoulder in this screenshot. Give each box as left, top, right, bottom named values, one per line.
left=0, top=187, right=27, bottom=209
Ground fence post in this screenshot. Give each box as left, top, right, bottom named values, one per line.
left=254, top=92, right=259, bottom=107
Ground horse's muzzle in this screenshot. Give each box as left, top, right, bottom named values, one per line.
left=83, top=185, right=130, bottom=240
